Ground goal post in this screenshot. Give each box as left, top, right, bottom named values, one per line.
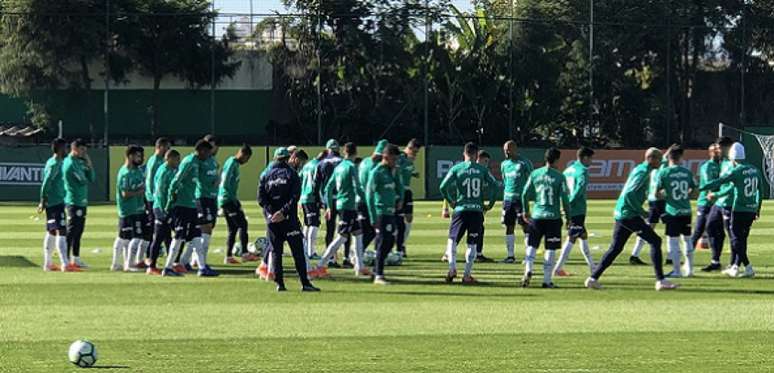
left=718, top=122, right=774, bottom=199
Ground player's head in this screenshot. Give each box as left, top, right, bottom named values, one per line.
left=372, top=139, right=388, bottom=162
left=326, top=139, right=340, bottom=155
left=577, top=146, right=594, bottom=167
left=194, top=139, right=213, bottom=160
left=70, top=138, right=88, bottom=157
left=155, top=137, right=171, bottom=155
left=477, top=150, right=491, bottom=167
left=463, top=142, right=478, bottom=161
left=165, top=149, right=181, bottom=168
left=716, top=136, right=733, bottom=157
left=203, top=134, right=218, bottom=155
left=382, top=143, right=400, bottom=168
left=545, top=147, right=561, bottom=166
left=343, top=142, right=357, bottom=159
left=236, top=144, right=252, bottom=164
left=708, top=143, right=721, bottom=161
left=668, top=145, right=684, bottom=163
left=287, top=145, right=298, bottom=155
left=274, top=147, right=290, bottom=163
left=294, top=149, right=309, bottom=168
left=52, top=138, right=67, bottom=157
left=645, top=147, right=662, bottom=168
left=405, top=138, right=422, bottom=158
left=503, top=140, right=517, bottom=159
left=125, top=144, right=144, bottom=166
left=729, top=142, right=746, bottom=161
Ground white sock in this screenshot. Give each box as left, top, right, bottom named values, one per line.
left=353, top=234, right=364, bottom=272
left=447, top=239, right=457, bottom=272
left=180, top=243, right=194, bottom=266
left=200, top=233, right=211, bottom=266
left=579, top=239, right=594, bottom=271
left=464, top=244, right=476, bottom=277
left=318, top=235, right=345, bottom=269
left=505, top=234, right=515, bottom=258
left=631, top=237, right=645, bottom=257
left=524, top=246, right=537, bottom=274
left=403, top=222, right=412, bottom=246
left=111, top=238, right=128, bottom=268
left=126, top=239, right=141, bottom=268
left=554, top=239, right=574, bottom=273
left=56, top=235, right=68, bottom=266
left=668, top=237, right=681, bottom=274
left=192, top=236, right=208, bottom=268
left=136, top=240, right=149, bottom=264
left=682, top=235, right=694, bottom=273
left=543, top=250, right=556, bottom=284
left=308, top=226, right=319, bottom=256
left=165, top=239, right=183, bottom=269
left=42, top=233, right=54, bottom=269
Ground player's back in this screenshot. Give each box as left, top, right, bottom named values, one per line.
left=444, top=161, right=489, bottom=212
left=614, top=162, right=650, bottom=220
left=526, top=166, right=566, bottom=220
left=730, top=163, right=762, bottom=212
left=658, top=165, right=695, bottom=216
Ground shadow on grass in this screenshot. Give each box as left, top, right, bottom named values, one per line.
left=89, top=365, right=130, bottom=369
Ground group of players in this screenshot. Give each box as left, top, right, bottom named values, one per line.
left=37, top=134, right=762, bottom=292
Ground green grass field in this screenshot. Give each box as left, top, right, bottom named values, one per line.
left=1, top=200, right=773, bottom=372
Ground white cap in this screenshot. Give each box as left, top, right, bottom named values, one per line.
left=729, top=142, right=745, bottom=160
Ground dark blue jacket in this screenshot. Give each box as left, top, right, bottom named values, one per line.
left=258, top=161, right=301, bottom=220
left=313, top=152, right=342, bottom=207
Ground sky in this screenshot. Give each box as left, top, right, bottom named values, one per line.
left=212, top=0, right=474, bottom=17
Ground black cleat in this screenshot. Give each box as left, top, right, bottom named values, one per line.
left=520, top=272, right=532, bottom=288
left=276, top=284, right=287, bottom=292
left=328, top=262, right=341, bottom=268
left=542, top=282, right=557, bottom=289
left=629, top=256, right=647, bottom=266
left=342, top=261, right=353, bottom=269
left=302, top=284, right=321, bottom=292
left=701, top=263, right=722, bottom=272
left=502, top=256, right=516, bottom=264
left=475, top=255, right=494, bottom=263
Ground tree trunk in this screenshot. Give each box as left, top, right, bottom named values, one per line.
left=151, top=76, right=161, bottom=139
left=79, top=56, right=95, bottom=144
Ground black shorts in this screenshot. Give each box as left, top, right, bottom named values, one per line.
left=118, top=214, right=145, bottom=240
left=153, top=208, right=172, bottom=227
left=501, top=200, right=524, bottom=226
left=357, top=202, right=371, bottom=228
left=448, top=211, right=484, bottom=245
left=568, top=215, right=587, bottom=239
left=302, top=203, right=321, bottom=227
left=66, top=205, right=87, bottom=222
left=526, top=218, right=563, bottom=250
left=45, top=204, right=67, bottom=232
left=337, top=209, right=360, bottom=234
left=647, top=200, right=666, bottom=224
left=197, top=198, right=217, bottom=226
left=399, top=189, right=414, bottom=215
left=663, top=214, right=691, bottom=237
left=171, top=206, right=201, bottom=242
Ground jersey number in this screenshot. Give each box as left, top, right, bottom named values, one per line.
left=538, top=185, right=555, bottom=206
left=462, top=178, right=481, bottom=198
left=743, top=177, right=758, bottom=197
left=669, top=180, right=690, bottom=200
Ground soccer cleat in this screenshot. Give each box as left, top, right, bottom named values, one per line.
left=701, top=262, right=721, bottom=272
left=184, top=263, right=194, bottom=273
left=441, top=254, right=449, bottom=262
left=224, top=257, right=240, bottom=265
left=399, top=250, right=408, bottom=259
left=356, top=268, right=373, bottom=277
left=146, top=267, right=162, bottom=276
left=135, top=262, right=147, bottom=269
left=584, top=277, right=603, bottom=290
left=63, top=263, right=82, bottom=272
left=444, top=269, right=457, bottom=283
left=740, top=266, right=755, bottom=278
left=124, top=265, right=143, bottom=273
left=276, top=284, right=287, bottom=292
left=266, top=272, right=275, bottom=281
left=71, top=257, right=89, bottom=269
left=44, top=264, right=61, bottom=272
left=520, top=272, right=532, bottom=288
left=241, top=253, right=260, bottom=262
left=342, top=261, right=353, bottom=269
left=722, top=265, right=739, bottom=278
left=302, top=284, right=321, bottom=292
left=502, top=256, right=516, bottom=264
left=655, top=279, right=680, bottom=291
left=665, top=271, right=682, bottom=279
left=197, top=265, right=220, bottom=277
left=328, top=261, right=341, bottom=269
left=629, top=256, right=647, bottom=265
left=554, top=268, right=571, bottom=277
left=475, top=255, right=493, bottom=263
left=172, top=264, right=188, bottom=273
left=314, top=267, right=330, bottom=279
left=161, top=268, right=182, bottom=277
left=109, top=264, right=122, bottom=272
left=542, top=282, right=557, bottom=289
left=257, top=263, right=269, bottom=280
left=462, top=275, right=478, bottom=285
left=373, top=276, right=390, bottom=285
left=682, top=265, right=694, bottom=278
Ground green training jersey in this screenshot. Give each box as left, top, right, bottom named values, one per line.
left=439, top=161, right=498, bottom=213
left=397, top=153, right=416, bottom=189
left=196, top=156, right=219, bottom=200
left=365, top=163, right=403, bottom=223
left=614, top=162, right=652, bottom=220
left=168, top=154, right=200, bottom=209
left=563, top=160, right=589, bottom=217
left=522, top=166, right=570, bottom=220
left=656, top=164, right=696, bottom=217
left=714, top=159, right=736, bottom=209
left=702, top=162, right=762, bottom=213
left=501, top=156, right=534, bottom=202
left=116, top=165, right=145, bottom=217
left=647, top=158, right=668, bottom=201
left=40, top=156, right=65, bottom=206
left=324, top=159, right=362, bottom=211
left=144, top=153, right=164, bottom=202
left=217, top=156, right=240, bottom=207
left=696, top=159, right=721, bottom=207
left=153, top=163, right=176, bottom=211
left=63, top=155, right=95, bottom=207
left=357, top=156, right=380, bottom=204
left=299, top=159, right=319, bottom=204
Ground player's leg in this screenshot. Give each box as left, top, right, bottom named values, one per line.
left=726, top=212, right=755, bottom=277
left=235, top=206, right=250, bottom=261
left=112, top=216, right=131, bottom=272
left=462, top=212, right=483, bottom=283
left=555, top=215, right=593, bottom=276
left=324, top=204, right=337, bottom=247
left=286, top=221, right=319, bottom=291
left=721, top=207, right=736, bottom=268
left=633, top=219, right=678, bottom=290
left=631, top=202, right=660, bottom=265
left=501, top=201, right=518, bottom=263
left=123, top=215, right=145, bottom=271
left=195, top=198, right=217, bottom=271
left=373, top=215, right=396, bottom=284
left=223, top=202, right=239, bottom=264
left=703, top=205, right=726, bottom=271
left=268, top=222, right=287, bottom=291
left=589, top=219, right=635, bottom=285
left=43, top=205, right=67, bottom=271
left=678, top=216, right=695, bottom=277
left=690, top=205, right=710, bottom=251
left=357, top=203, right=375, bottom=251
left=303, top=204, right=321, bottom=259
left=445, top=212, right=465, bottom=282
left=316, top=210, right=350, bottom=275
left=521, top=218, right=544, bottom=287
left=541, top=219, right=563, bottom=288
left=136, top=209, right=153, bottom=268
left=348, top=210, right=368, bottom=276
left=66, top=205, right=87, bottom=268
left=663, top=216, right=682, bottom=277
left=401, top=190, right=414, bottom=256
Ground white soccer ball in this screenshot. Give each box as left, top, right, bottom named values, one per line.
left=363, top=250, right=376, bottom=266
left=68, top=340, right=97, bottom=368
left=248, top=237, right=269, bottom=255
left=386, top=252, right=403, bottom=266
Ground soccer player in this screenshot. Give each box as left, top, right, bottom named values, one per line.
left=692, top=143, right=721, bottom=259
left=358, top=140, right=389, bottom=253
left=315, top=143, right=370, bottom=278
left=365, top=143, right=404, bottom=285
left=520, top=148, right=570, bottom=288
left=629, top=146, right=672, bottom=265
left=585, top=148, right=678, bottom=291
left=300, top=151, right=323, bottom=260
left=143, top=137, right=171, bottom=259
left=500, top=140, right=534, bottom=263
left=553, top=147, right=596, bottom=277
left=258, top=147, right=320, bottom=292
left=111, top=145, right=147, bottom=272
left=148, top=149, right=180, bottom=276
left=313, top=139, right=343, bottom=250
left=194, top=134, right=220, bottom=273
left=219, top=144, right=253, bottom=264
left=474, top=150, right=496, bottom=262
left=396, top=138, right=422, bottom=257
left=167, top=140, right=218, bottom=277
left=655, top=146, right=697, bottom=277
left=700, top=142, right=762, bottom=278
left=702, top=136, right=737, bottom=271
left=39, top=138, right=74, bottom=272
left=63, top=138, right=95, bottom=269
left=440, top=142, right=497, bottom=284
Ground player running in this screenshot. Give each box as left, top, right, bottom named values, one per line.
left=691, top=143, right=721, bottom=258
left=396, top=138, right=422, bottom=258
left=553, top=147, right=596, bottom=277
left=700, top=142, right=762, bottom=278
left=365, top=143, right=404, bottom=285
left=39, top=138, right=75, bottom=272
left=500, top=140, right=534, bottom=263
left=520, top=148, right=571, bottom=288
left=147, top=149, right=180, bottom=276
left=585, top=148, right=679, bottom=291
left=440, top=142, right=497, bottom=284
left=63, top=138, right=95, bottom=269
left=655, top=146, right=697, bottom=277
left=143, top=137, right=171, bottom=261
left=702, top=136, right=737, bottom=271
left=218, top=144, right=253, bottom=264
left=258, top=147, right=320, bottom=292
left=111, top=145, right=147, bottom=272
left=193, top=134, right=220, bottom=274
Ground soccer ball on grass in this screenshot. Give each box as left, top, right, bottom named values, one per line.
left=68, top=340, right=97, bottom=368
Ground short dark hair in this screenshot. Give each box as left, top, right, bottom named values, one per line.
left=577, top=146, right=594, bottom=159
left=545, top=147, right=561, bottom=164
left=354, top=157, right=362, bottom=165
left=51, top=138, right=67, bottom=153
left=343, top=142, right=357, bottom=156
left=71, top=138, right=87, bottom=149
left=384, top=144, right=400, bottom=156
left=203, top=134, right=217, bottom=145
left=295, top=149, right=309, bottom=161
left=239, top=144, right=252, bottom=156
left=126, top=144, right=144, bottom=157
left=194, top=139, right=213, bottom=151
left=717, top=136, right=733, bottom=147
left=464, top=142, right=478, bottom=157
left=477, top=150, right=491, bottom=159
left=407, top=138, right=422, bottom=149
left=165, top=149, right=180, bottom=159
left=155, top=137, right=171, bottom=147
left=668, top=145, right=684, bottom=161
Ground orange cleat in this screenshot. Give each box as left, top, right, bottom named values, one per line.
left=241, top=253, right=260, bottom=262
left=146, top=267, right=162, bottom=276
left=44, top=264, right=61, bottom=272
left=257, top=263, right=268, bottom=280
left=266, top=272, right=275, bottom=281
left=555, top=269, right=571, bottom=277
left=225, top=257, right=241, bottom=265
left=315, top=267, right=330, bottom=279
left=172, top=264, right=188, bottom=273
left=63, top=263, right=82, bottom=272
left=462, top=275, right=478, bottom=285
left=357, top=268, right=373, bottom=277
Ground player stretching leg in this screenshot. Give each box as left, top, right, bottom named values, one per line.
left=691, top=144, right=721, bottom=260
left=112, top=145, right=147, bottom=272
left=63, top=138, right=95, bottom=269
left=39, top=138, right=76, bottom=272
left=629, top=147, right=672, bottom=265
left=395, top=138, right=422, bottom=258
left=702, top=136, right=737, bottom=271
left=554, top=147, right=596, bottom=277
left=585, top=148, right=678, bottom=291
left=366, top=144, right=403, bottom=285
left=500, top=140, right=533, bottom=263
left=440, top=142, right=497, bottom=284
left=148, top=149, right=180, bottom=276
left=219, top=145, right=253, bottom=264
left=520, top=148, right=570, bottom=288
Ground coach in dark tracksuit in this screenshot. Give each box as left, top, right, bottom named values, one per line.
left=259, top=147, right=320, bottom=292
